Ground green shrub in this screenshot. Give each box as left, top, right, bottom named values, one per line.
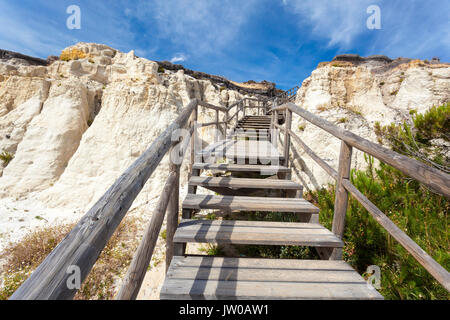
left=374, top=103, right=449, bottom=169
left=305, top=157, right=449, bottom=300
left=0, top=150, right=13, bottom=166
left=157, top=66, right=165, bottom=73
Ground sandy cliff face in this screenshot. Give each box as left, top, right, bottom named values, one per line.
left=290, top=57, right=450, bottom=191
left=0, top=43, right=249, bottom=249
left=0, top=44, right=448, bottom=249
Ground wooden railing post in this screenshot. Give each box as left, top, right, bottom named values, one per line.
left=331, top=141, right=353, bottom=259
left=271, top=99, right=278, bottom=149
left=225, top=109, right=229, bottom=137
left=284, top=109, right=292, bottom=171
left=215, top=110, right=219, bottom=143
left=166, top=144, right=180, bottom=272
left=189, top=103, right=198, bottom=175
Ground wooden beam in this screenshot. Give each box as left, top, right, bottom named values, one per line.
left=286, top=103, right=450, bottom=198
left=198, top=100, right=227, bottom=112
left=331, top=141, right=352, bottom=260
left=288, top=129, right=338, bottom=180
left=284, top=109, right=292, bottom=170
left=342, top=179, right=450, bottom=292
left=10, top=99, right=198, bottom=300
left=116, top=172, right=177, bottom=300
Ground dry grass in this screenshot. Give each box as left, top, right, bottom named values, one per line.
left=317, top=61, right=354, bottom=68
left=60, top=48, right=88, bottom=62
left=316, top=103, right=332, bottom=112
left=229, top=80, right=271, bottom=90
left=0, top=216, right=140, bottom=300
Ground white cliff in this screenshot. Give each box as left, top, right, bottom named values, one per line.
left=0, top=43, right=251, bottom=250
left=290, top=57, right=449, bottom=191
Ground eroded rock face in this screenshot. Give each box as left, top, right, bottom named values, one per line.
left=0, top=42, right=251, bottom=248
left=291, top=58, right=450, bottom=191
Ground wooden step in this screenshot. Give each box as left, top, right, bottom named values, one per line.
left=182, top=194, right=319, bottom=213
left=192, top=163, right=290, bottom=175
left=237, top=125, right=270, bottom=128
left=174, top=219, right=343, bottom=247
left=161, top=256, right=384, bottom=300
left=189, top=176, right=302, bottom=191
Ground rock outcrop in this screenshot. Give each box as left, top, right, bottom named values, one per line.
left=0, top=42, right=255, bottom=249
left=291, top=55, right=450, bottom=191
left=0, top=44, right=448, bottom=250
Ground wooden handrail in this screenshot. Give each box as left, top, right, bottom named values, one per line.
left=10, top=99, right=198, bottom=300
left=288, top=129, right=338, bottom=179
left=116, top=171, right=178, bottom=299
left=198, top=100, right=228, bottom=112
left=342, top=179, right=450, bottom=291
left=275, top=102, right=450, bottom=198
left=272, top=101, right=450, bottom=291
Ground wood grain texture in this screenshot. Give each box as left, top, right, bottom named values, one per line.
left=330, top=141, right=352, bottom=260
left=192, top=163, right=290, bottom=175
left=116, top=172, right=177, bottom=300
left=182, top=194, right=319, bottom=213
left=288, top=129, right=338, bottom=180
left=285, top=103, right=450, bottom=198
left=342, top=179, right=450, bottom=292
left=189, top=176, right=302, bottom=190
left=198, top=100, right=228, bottom=112
left=10, top=99, right=198, bottom=300
left=174, top=219, right=343, bottom=247
left=161, top=256, right=383, bottom=300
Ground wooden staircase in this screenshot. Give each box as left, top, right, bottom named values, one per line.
left=160, top=114, right=383, bottom=300
left=14, top=97, right=449, bottom=300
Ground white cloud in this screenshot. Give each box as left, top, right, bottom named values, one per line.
left=128, top=0, right=259, bottom=53
left=282, top=0, right=376, bottom=49
left=170, top=53, right=187, bottom=63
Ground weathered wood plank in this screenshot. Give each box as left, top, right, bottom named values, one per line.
left=288, top=129, right=338, bottom=180
left=342, top=179, right=450, bottom=292
left=174, top=219, right=343, bottom=247
left=284, top=109, right=292, bottom=169
left=116, top=172, right=177, bottom=300
left=331, top=141, right=352, bottom=260
left=10, top=99, right=198, bottom=300
left=285, top=103, right=450, bottom=198
left=182, top=194, right=320, bottom=213
left=198, top=100, right=228, bottom=112
left=161, top=257, right=383, bottom=300
left=192, top=163, right=290, bottom=175
left=189, top=176, right=302, bottom=190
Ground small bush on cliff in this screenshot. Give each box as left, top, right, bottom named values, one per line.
left=0, top=150, right=13, bottom=166
left=60, top=48, right=87, bottom=62
left=374, top=103, right=449, bottom=170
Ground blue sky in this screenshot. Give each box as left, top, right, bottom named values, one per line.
left=0, top=0, right=449, bottom=90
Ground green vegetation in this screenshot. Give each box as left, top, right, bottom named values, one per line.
left=157, top=66, right=165, bottom=73
left=0, top=218, right=139, bottom=300
left=374, top=103, right=449, bottom=170
left=337, top=117, right=348, bottom=124
left=305, top=156, right=449, bottom=300
left=221, top=104, right=449, bottom=299
left=0, top=150, right=13, bottom=166
left=160, top=229, right=167, bottom=241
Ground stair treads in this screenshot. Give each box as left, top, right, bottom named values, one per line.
left=189, top=176, right=302, bottom=190
left=182, top=194, right=319, bottom=213
left=174, top=219, right=343, bottom=247
left=161, top=256, right=384, bottom=300
left=192, top=163, right=290, bottom=174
